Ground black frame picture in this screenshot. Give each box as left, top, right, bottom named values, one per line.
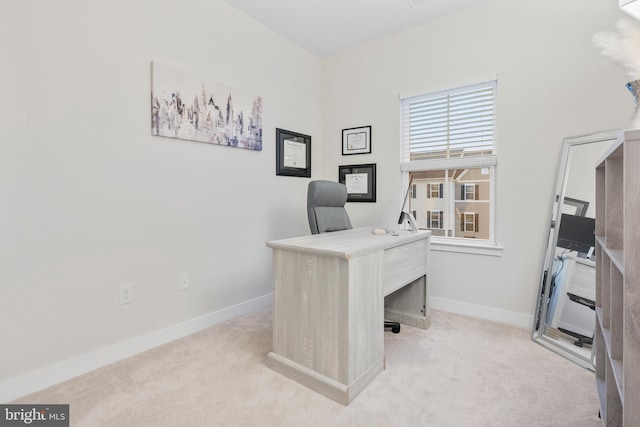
left=563, top=197, right=590, bottom=217
left=276, top=128, right=311, bottom=178
left=342, top=126, right=372, bottom=155
left=338, top=163, right=376, bottom=202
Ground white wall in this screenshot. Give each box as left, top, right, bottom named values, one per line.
left=2, top=0, right=634, bottom=399
left=321, top=0, right=630, bottom=322
left=0, top=0, right=322, bottom=387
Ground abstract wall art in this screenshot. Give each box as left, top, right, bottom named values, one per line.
left=150, top=61, right=263, bottom=151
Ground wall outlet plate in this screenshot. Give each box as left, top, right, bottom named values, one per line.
left=179, top=273, right=189, bottom=290
left=120, top=283, right=133, bottom=305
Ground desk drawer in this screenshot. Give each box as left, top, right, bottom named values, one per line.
left=383, top=239, right=428, bottom=295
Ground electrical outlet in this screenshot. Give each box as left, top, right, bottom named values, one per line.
left=120, top=283, right=133, bottom=305
left=179, top=273, right=189, bottom=290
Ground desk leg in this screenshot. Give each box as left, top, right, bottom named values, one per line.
left=384, top=275, right=430, bottom=330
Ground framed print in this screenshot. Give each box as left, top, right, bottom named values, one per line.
left=338, top=163, right=376, bottom=202
left=562, top=197, right=590, bottom=216
left=151, top=61, right=262, bottom=151
left=276, top=128, right=311, bottom=178
left=342, top=126, right=371, bottom=155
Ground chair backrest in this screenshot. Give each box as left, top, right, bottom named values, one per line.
left=307, top=180, right=353, bottom=234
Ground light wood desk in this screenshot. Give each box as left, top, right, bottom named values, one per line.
left=265, top=227, right=431, bottom=405
left=548, top=251, right=595, bottom=331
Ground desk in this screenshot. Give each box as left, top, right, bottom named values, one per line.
left=548, top=250, right=595, bottom=340
left=265, top=227, right=431, bottom=404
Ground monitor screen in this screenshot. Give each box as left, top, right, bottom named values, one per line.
left=557, top=214, right=595, bottom=254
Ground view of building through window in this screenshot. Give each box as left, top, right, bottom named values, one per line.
left=408, top=168, right=490, bottom=239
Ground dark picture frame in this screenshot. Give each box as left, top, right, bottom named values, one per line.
left=338, top=163, right=376, bottom=202
left=342, top=126, right=372, bottom=155
left=563, top=197, right=590, bottom=217
left=276, top=128, right=311, bottom=178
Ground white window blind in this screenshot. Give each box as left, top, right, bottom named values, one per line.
left=401, top=80, right=496, bottom=165
left=398, top=78, right=501, bottom=253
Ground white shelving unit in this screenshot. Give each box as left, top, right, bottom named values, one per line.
left=594, top=129, right=640, bottom=426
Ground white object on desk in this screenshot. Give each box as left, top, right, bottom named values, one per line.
left=557, top=257, right=595, bottom=338
left=265, top=227, right=431, bottom=405
left=548, top=250, right=595, bottom=337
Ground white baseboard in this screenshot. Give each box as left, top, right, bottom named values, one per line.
left=430, top=296, right=533, bottom=329
left=0, top=293, right=273, bottom=403
left=2, top=294, right=530, bottom=403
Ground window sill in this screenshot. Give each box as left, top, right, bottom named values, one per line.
left=430, top=238, right=503, bottom=257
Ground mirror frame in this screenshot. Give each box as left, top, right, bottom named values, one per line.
left=532, top=130, right=619, bottom=370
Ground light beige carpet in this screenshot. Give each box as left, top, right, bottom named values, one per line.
left=13, top=309, right=600, bottom=427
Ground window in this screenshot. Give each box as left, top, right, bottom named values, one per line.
left=428, top=183, right=443, bottom=199
left=461, top=212, right=478, bottom=232
left=427, top=210, right=444, bottom=229
left=462, top=184, right=477, bottom=201
left=400, top=79, right=498, bottom=248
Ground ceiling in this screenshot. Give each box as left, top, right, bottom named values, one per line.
left=224, top=0, right=491, bottom=57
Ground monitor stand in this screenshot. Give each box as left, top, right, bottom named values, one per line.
left=398, top=211, right=418, bottom=233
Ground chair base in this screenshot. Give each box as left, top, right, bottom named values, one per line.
left=558, top=327, right=593, bottom=348
left=384, top=321, right=400, bottom=334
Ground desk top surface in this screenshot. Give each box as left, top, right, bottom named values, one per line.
left=266, top=227, right=430, bottom=259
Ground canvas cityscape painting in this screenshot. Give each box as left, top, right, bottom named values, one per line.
left=151, top=61, right=263, bottom=151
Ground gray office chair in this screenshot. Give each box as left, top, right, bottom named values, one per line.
left=307, top=180, right=353, bottom=234
left=307, top=180, right=401, bottom=333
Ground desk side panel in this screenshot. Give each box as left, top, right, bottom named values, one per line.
left=348, top=252, right=385, bottom=384
left=272, top=249, right=349, bottom=383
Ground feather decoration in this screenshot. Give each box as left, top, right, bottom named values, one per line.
left=593, top=18, right=640, bottom=80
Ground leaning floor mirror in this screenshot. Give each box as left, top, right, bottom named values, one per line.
left=533, top=130, right=619, bottom=370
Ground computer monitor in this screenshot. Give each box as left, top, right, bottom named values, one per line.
left=557, top=214, right=595, bottom=254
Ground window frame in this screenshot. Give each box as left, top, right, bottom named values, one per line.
left=463, top=184, right=476, bottom=201
left=400, top=77, right=502, bottom=256
left=429, top=183, right=441, bottom=198
left=462, top=212, right=477, bottom=233
left=428, top=210, right=444, bottom=229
